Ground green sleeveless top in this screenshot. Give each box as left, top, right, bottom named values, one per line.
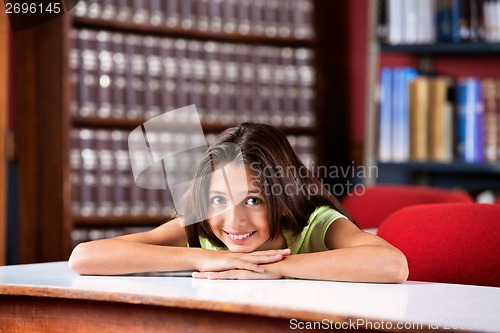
left=198, top=206, right=347, bottom=254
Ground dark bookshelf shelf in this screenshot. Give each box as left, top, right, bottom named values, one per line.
left=378, top=162, right=500, bottom=174
left=73, top=215, right=170, bottom=228
left=72, top=116, right=316, bottom=135
left=379, top=42, right=500, bottom=55
left=73, top=16, right=316, bottom=47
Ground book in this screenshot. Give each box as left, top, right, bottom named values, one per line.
left=112, top=130, right=131, bottom=216
left=78, top=29, right=98, bottom=118
left=133, top=0, right=149, bottom=24
left=483, top=0, right=500, bottom=42
left=124, top=34, right=144, bottom=120
left=222, top=0, right=237, bottom=33
left=387, top=0, right=403, bottom=44
left=69, top=30, right=79, bottom=117
left=237, top=0, right=251, bottom=35
left=428, top=76, right=454, bottom=162
left=70, top=129, right=82, bottom=216
left=210, top=0, right=223, bottom=32
left=79, top=128, right=97, bottom=217
left=143, top=36, right=162, bottom=120
left=409, top=76, right=430, bottom=161
left=436, top=0, right=462, bottom=43
left=165, top=0, right=180, bottom=28
left=497, top=80, right=500, bottom=160
left=295, top=48, right=315, bottom=127
left=96, top=31, right=112, bottom=118
left=392, top=67, right=418, bottom=162
left=455, top=77, right=484, bottom=163
left=378, top=67, right=394, bottom=162
left=482, top=78, right=498, bottom=162
left=292, top=0, right=314, bottom=39
left=95, top=129, right=114, bottom=217
left=111, top=33, right=127, bottom=119
left=116, top=0, right=132, bottom=22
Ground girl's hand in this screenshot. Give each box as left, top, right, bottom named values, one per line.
left=194, top=248, right=290, bottom=274
left=192, top=268, right=282, bottom=280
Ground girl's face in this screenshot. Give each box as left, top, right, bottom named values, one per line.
left=206, top=163, right=284, bottom=252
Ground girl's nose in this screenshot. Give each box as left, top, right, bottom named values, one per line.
left=227, top=203, right=246, bottom=226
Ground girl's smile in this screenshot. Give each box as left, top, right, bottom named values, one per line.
left=224, top=230, right=256, bottom=242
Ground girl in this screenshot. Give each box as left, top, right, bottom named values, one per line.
left=69, top=122, right=408, bottom=282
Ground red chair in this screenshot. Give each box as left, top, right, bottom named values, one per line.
left=377, top=203, right=500, bottom=287
left=341, top=185, right=473, bottom=229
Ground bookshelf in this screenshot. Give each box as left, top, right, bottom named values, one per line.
left=11, top=1, right=350, bottom=262
left=365, top=0, right=500, bottom=195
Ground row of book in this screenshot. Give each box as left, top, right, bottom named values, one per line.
left=70, top=128, right=316, bottom=218
left=71, top=227, right=154, bottom=248
left=378, top=67, right=500, bottom=163
left=70, top=28, right=316, bottom=128
left=378, top=0, right=500, bottom=44
left=73, top=0, right=314, bottom=39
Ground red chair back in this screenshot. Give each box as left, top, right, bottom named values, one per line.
left=341, top=185, right=473, bottom=229
left=377, top=203, right=500, bottom=287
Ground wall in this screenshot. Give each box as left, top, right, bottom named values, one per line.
left=347, top=0, right=369, bottom=165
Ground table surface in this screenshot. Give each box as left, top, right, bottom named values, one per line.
left=0, top=261, right=499, bottom=332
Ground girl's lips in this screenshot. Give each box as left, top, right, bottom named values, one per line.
left=224, top=231, right=256, bottom=241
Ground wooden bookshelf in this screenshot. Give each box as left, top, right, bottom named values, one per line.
left=379, top=42, right=500, bottom=54
left=11, top=1, right=351, bottom=263
left=73, top=116, right=317, bottom=135
left=376, top=162, right=500, bottom=192
left=73, top=16, right=316, bottom=47
left=0, top=11, right=8, bottom=265
left=364, top=0, right=500, bottom=194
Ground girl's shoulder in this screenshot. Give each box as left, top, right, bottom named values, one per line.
left=308, top=206, right=347, bottom=225
left=283, top=206, right=347, bottom=254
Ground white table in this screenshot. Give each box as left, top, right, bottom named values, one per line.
left=0, top=262, right=498, bottom=332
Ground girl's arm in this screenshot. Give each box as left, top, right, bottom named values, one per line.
left=68, top=218, right=289, bottom=275
left=268, top=217, right=408, bottom=283
left=194, top=218, right=408, bottom=283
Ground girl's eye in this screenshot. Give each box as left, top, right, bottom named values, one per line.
left=211, top=196, right=227, bottom=205
left=246, top=197, right=262, bottom=206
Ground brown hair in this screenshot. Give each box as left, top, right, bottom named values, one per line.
left=183, top=122, right=354, bottom=248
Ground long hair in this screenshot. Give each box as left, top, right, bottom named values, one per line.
left=183, top=122, right=353, bottom=248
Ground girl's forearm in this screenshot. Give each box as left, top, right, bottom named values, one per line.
left=69, top=239, right=288, bottom=276
left=68, top=239, right=201, bottom=275
left=265, top=246, right=408, bottom=283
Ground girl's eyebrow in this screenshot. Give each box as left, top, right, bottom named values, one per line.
left=208, top=189, right=261, bottom=195
left=247, top=189, right=261, bottom=194
left=208, top=190, right=227, bottom=195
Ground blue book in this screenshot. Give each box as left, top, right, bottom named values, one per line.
left=456, top=78, right=484, bottom=163
left=392, top=67, right=418, bottom=162
left=379, top=67, right=393, bottom=161
left=473, top=79, right=485, bottom=162
left=450, top=0, right=462, bottom=43
left=455, top=80, right=468, bottom=161
left=391, top=68, right=402, bottom=161
left=436, top=0, right=461, bottom=43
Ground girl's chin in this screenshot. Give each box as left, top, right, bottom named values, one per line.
left=226, top=242, right=275, bottom=253
left=226, top=244, right=259, bottom=253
